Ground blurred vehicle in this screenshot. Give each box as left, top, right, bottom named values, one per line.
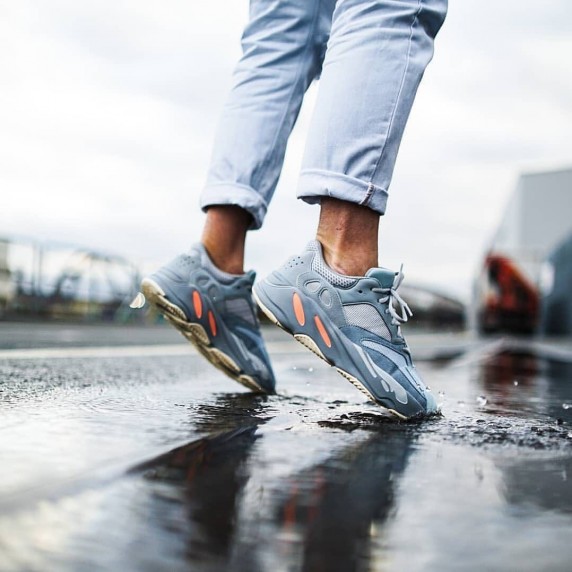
left=474, top=167, right=572, bottom=335
left=476, top=254, right=539, bottom=334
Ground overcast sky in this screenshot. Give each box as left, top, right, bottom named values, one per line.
left=1, top=1, right=571, bottom=299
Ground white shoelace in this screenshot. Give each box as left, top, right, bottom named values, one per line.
left=372, top=266, right=412, bottom=326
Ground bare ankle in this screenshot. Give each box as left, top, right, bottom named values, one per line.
left=201, top=205, right=251, bottom=274
left=316, top=198, right=379, bottom=276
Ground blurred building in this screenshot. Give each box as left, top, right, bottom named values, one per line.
left=474, top=167, right=572, bottom=334
left=540, top=233, right=572, bottom=336
left=0, top=239, right=16, bottom=317
left=398, top=284, right=465, bottom=330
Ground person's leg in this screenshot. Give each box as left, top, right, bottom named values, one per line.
left=300, top=0, right=447, bottom=271
left=316, top=198, right=380, bottom=276
left=254, top=0, right=448, bottom=417
left=141, top=0, right=336, bottom=393
left=201, top=0, right=336, bottom=253
left=201, top=206, right=251, bottom=274
left=201, top=0, right=335, bottom=272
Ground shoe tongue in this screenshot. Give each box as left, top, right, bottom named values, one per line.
left=244, top=269, right=256, bottom=284
left=365, top=268, right=396, bottom=288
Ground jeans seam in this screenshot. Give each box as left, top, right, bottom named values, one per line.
left=369, top=0, right=423, bottom=185
left=253, top=0, right=322, bottom=192
left=359, top=183, right=375, bottom=207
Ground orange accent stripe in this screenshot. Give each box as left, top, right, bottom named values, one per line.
left=192, top=291, right=203, bottom=319
left=314, top=315, right=332, bottom=348
left=292, top=292, right=305, bottom=326
left=208, top=311, right=217, bottom=337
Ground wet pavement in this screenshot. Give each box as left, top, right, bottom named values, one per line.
left=1, top=322, right=572, bottom=571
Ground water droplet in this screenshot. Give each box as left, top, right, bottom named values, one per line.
left=292, top=366, right=297, bottom=371
left=129, top=292, right=146, bottom=309
left=457, top=400, right=465, bottom=407
left=438, top=391, right=446, bottom=397
left=477, top=395, right=488, bottom=407
left=563, top=403, right=571, bottom=410
left=308, top=367, right=314, bottom=373
left=513, top=380, right=519, bottom=386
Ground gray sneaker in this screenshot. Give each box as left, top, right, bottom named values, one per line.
left=141, top=244, right=275, bottom=394
left=252, top=241, right=438, bottom=419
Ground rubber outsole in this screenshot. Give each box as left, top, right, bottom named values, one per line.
left=252, top=287, right=407, bottom=420
left=141, top=278, right=265, bottom=393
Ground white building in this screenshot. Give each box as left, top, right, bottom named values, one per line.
left=492, top=167, right=572, bottom=266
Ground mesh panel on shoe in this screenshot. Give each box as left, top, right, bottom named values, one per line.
left=305, top=240, right=358, bottom=288
left=343, top=303, right=392, bottom=340
left=311, top=254, right=357, bottom=288
left=226, top=297, right=256, bottom=325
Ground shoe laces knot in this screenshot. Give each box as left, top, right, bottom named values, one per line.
left=372, top=265, right=413, bottom=326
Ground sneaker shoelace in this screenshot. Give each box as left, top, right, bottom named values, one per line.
left=372, top=266, right=412, bottom=333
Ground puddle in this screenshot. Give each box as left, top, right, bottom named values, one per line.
left=1, top=333, right=572, bottom=571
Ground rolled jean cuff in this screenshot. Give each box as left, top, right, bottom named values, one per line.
left=297, top=169, right=389, bottom=215
left=200, top=182, right=268, bottom=230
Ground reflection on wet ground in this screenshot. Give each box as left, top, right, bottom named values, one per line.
left=1, top=325, right=572, bottom=571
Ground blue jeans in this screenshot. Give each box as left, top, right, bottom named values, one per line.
left=201, top=0, right=447, bottom=230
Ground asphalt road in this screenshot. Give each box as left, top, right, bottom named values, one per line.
left=1, top=321, right=572, bottom=572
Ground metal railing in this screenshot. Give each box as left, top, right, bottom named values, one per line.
left=0, top=236, right=141, bottom=322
